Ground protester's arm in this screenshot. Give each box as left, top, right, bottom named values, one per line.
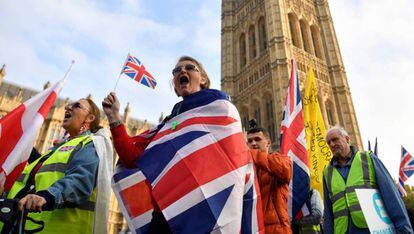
left=250, top=149, right=292, bottom=183
left=110, top=124, right=151, bottom=168
left=297, top=189, right=324, bottom=225
left=371, top=154, right=413, bottom=233
left=36, top=143, right=99, bottom=210
left=102, top=92, right=151, bottom=168
left=323, top=178, right=334, bottom=234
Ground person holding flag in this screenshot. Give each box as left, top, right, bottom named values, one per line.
left=246, top=120, right=292, bottom=233
left=103, top=55, right=263, bottom=233
left=323, top=126, right=413, bottom=233
left=3, top=98, right=110, bottom=233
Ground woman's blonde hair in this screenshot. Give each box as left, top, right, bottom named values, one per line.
left=172, top=56, right=211, bottom=96
left=177, top=55, right=210, bottom=89
left=84, top=98, right=102, bottom=133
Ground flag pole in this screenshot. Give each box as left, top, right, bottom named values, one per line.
left=62, top=60, right=75, bottom=81
left=113, top=53, right=130, bottom=92
left=113, top=73, right=122, bottom=92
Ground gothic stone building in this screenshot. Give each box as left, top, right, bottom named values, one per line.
left=0, top=65, right=151, bottom=233
left=221, top=0, right=362, bottom=149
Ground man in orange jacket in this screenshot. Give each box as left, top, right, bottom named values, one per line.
left=247, top=123, right=292, bottom=234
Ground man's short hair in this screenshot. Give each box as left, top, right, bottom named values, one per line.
left=326, top=125, right=349, bottom=137
left=247, top=119, right=270, bottom=139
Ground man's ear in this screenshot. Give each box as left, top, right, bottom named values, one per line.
left=345, top=135, right=350, bottom=143
left=266, top=138, right=271, bottom=149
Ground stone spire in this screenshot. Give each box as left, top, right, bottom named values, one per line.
left=0, top=64, right=6, bottom=85
left=158, top=112, right=164, bottom=123
left=123, top=102, right=131, bottom=125
left=15, top=88, right=23, bottom=102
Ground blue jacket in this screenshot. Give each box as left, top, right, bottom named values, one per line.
left=323, top=146, right=413, bottom=234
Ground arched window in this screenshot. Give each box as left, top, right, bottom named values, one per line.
left=299, top=19, right=312, bottom=53
left=240, top=109, right=249, bottom=131
left=258, top=17, right=267, bottom=52
left=248, top=25, right=257, bottom=60
left=254, top=105, right=261, bottom=126
left=265, top=98, right=276, bottom=142
left=239, top=33, right=247, bottom=68
left=288, top=13, right=301, bottom=48
left=266, top=99, right=274, bottom=122
left=311, top=25, right=324, bottom=59
left=268, top=122, right=276, bottom=143
left=325, top=100, right=336, bottom=126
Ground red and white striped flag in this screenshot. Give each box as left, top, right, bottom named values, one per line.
left=0, top=77, right=66, bottom=190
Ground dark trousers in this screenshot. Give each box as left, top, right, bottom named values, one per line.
left=148, top=211, right=172, bottom=234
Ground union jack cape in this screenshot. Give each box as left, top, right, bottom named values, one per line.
left=398, top=146, right=414, bottom=197
left=280, top=60, right=310, bottom=219
left=112, top=89, right=264, bottom=233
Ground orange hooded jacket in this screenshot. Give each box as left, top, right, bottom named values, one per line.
left=250, top=149, right=293, bottom=234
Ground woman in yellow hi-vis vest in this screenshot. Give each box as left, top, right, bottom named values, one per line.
left=4, top=98, right=104, bottom=234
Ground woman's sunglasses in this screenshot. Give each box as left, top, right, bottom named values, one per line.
left=172, top=64, right=199, bottom=76
left=66, top=102, right=90, bottom=113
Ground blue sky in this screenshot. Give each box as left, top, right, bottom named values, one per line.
left=0, top=0, right=413, bottom=184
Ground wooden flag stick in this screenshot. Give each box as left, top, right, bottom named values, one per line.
left=113, top=73, right=122, bottom=92
left=113, top=53, right=130, bottom=92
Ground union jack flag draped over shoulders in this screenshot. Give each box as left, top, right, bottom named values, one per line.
left=112, top=89, right=264, bottom=233
left=120, top=53, right=157, bottom=89
left=280, top=59, right=310, bottom=219
left=398, top=146, right=414, bottom=197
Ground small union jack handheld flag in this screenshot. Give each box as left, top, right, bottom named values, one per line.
left=398, top=146, right=414, bottom=197
left=120, top=53, right=157, bottom=89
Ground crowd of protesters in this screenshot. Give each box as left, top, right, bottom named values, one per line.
left=0, top=56, right=413, bottom=234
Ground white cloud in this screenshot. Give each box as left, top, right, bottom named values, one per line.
left=330, top=0, right=414, bottom=184
left=0, top=0, right=193, bottom=124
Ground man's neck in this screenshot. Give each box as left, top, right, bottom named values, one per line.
left=336, top=149, right=353, bottom=166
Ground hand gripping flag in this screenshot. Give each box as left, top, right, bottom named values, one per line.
left=112, top=89, right=264, bottom=233
left=398, top=146, right=414, bottom=197
left=303, top=67, right=332, bottom=196
left=0, top=78, right=66, bottom=190
left=120, top=53, right=157, bottom=89
left=280, top=59, right=310, bottom=219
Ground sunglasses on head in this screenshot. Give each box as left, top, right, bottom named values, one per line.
left=172, top=64, right=199, bottom=75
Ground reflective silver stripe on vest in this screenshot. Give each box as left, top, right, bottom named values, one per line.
left=333, top=204, right=362, bottom=219
left=76, top=200, right=95, bottom=212
left=348, top=204, right=362, bottom=212
left=37, top=163, right=68, bottom=174
left=331, top=191, right=345, bottom=204
left=333, top=208, right=348, bottom=219
left=331, top=184, right=377, bottom=204
left=333, top=204, right=361, bottom=219
left=327, top=165, right=334, bottom=198
left=360, top=152, right=370, bottom=187
left=17, top=174, right=27, bottom=183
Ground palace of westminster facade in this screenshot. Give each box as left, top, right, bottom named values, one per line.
left=0, top=0, right=361, bottom=233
